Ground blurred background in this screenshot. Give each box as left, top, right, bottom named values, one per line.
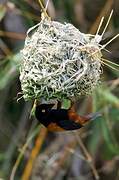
left=0, top=0, right=119, bottom=180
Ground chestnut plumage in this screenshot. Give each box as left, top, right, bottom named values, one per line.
left=35, top=103, right=101, bottom=132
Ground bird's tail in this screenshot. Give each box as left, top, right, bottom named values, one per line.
left=87, top=112, right=102, bottom=120
left=82, top=112, right=102, bottom=124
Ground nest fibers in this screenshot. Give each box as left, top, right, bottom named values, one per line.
left=20, top=18, right=102, bottom=101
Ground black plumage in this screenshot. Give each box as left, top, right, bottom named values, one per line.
left=35, top=104, right=82, bottom=130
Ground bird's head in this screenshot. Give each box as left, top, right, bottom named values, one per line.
left=35, top=103, right=55, bottom=118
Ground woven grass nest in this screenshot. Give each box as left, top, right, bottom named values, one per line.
left=20, top=17, right=102, bottom=101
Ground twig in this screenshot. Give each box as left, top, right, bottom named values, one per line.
left=2, top=103, right=32, bottom=176
left=89, top=0, right=114, bottom=34
left=21, top=127, right=47, bottom=180
left=67, top=148, right=86, bottom=161
left=0, top=30, right=26, bottom=40
left=38, top=0, right=49, bottom=18
left=51, top=140, right=77, bottom=178
left=0, top=39, right=12, bottom=55
left=110, top=78, right=119, bottom=90
left=10, top=125, right=41, bottom=180
left=74, top=133, right=100, bottom=180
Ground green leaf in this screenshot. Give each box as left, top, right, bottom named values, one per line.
left=0, top=5, right=6, bottom=21
left=101, top=110, right=119, bottom=155
left=0, top=54, right=21, bottom=89
left=97, top=87, right=119, bottom=108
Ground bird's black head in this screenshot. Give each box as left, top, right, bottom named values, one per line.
left=35, top=103, right=54, bottom=119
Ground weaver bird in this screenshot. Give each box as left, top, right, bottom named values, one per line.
left=35, top=101, right=101, bottom=132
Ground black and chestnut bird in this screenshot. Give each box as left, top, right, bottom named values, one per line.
left=35, top=101, right=101, bottom=132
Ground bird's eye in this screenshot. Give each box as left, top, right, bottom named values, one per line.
left=42, top=109, right=46, bottom=113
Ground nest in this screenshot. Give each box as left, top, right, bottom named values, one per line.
left=20, top=17, right=102, bottom=101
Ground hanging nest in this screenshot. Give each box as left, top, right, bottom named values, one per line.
left=20, top=17, right=102, bottom=101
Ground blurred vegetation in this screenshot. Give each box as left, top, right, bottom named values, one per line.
left=0, top=0, right=119, bottom=180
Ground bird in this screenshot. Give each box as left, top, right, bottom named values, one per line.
left=35, top=101, right=101, bottom=132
